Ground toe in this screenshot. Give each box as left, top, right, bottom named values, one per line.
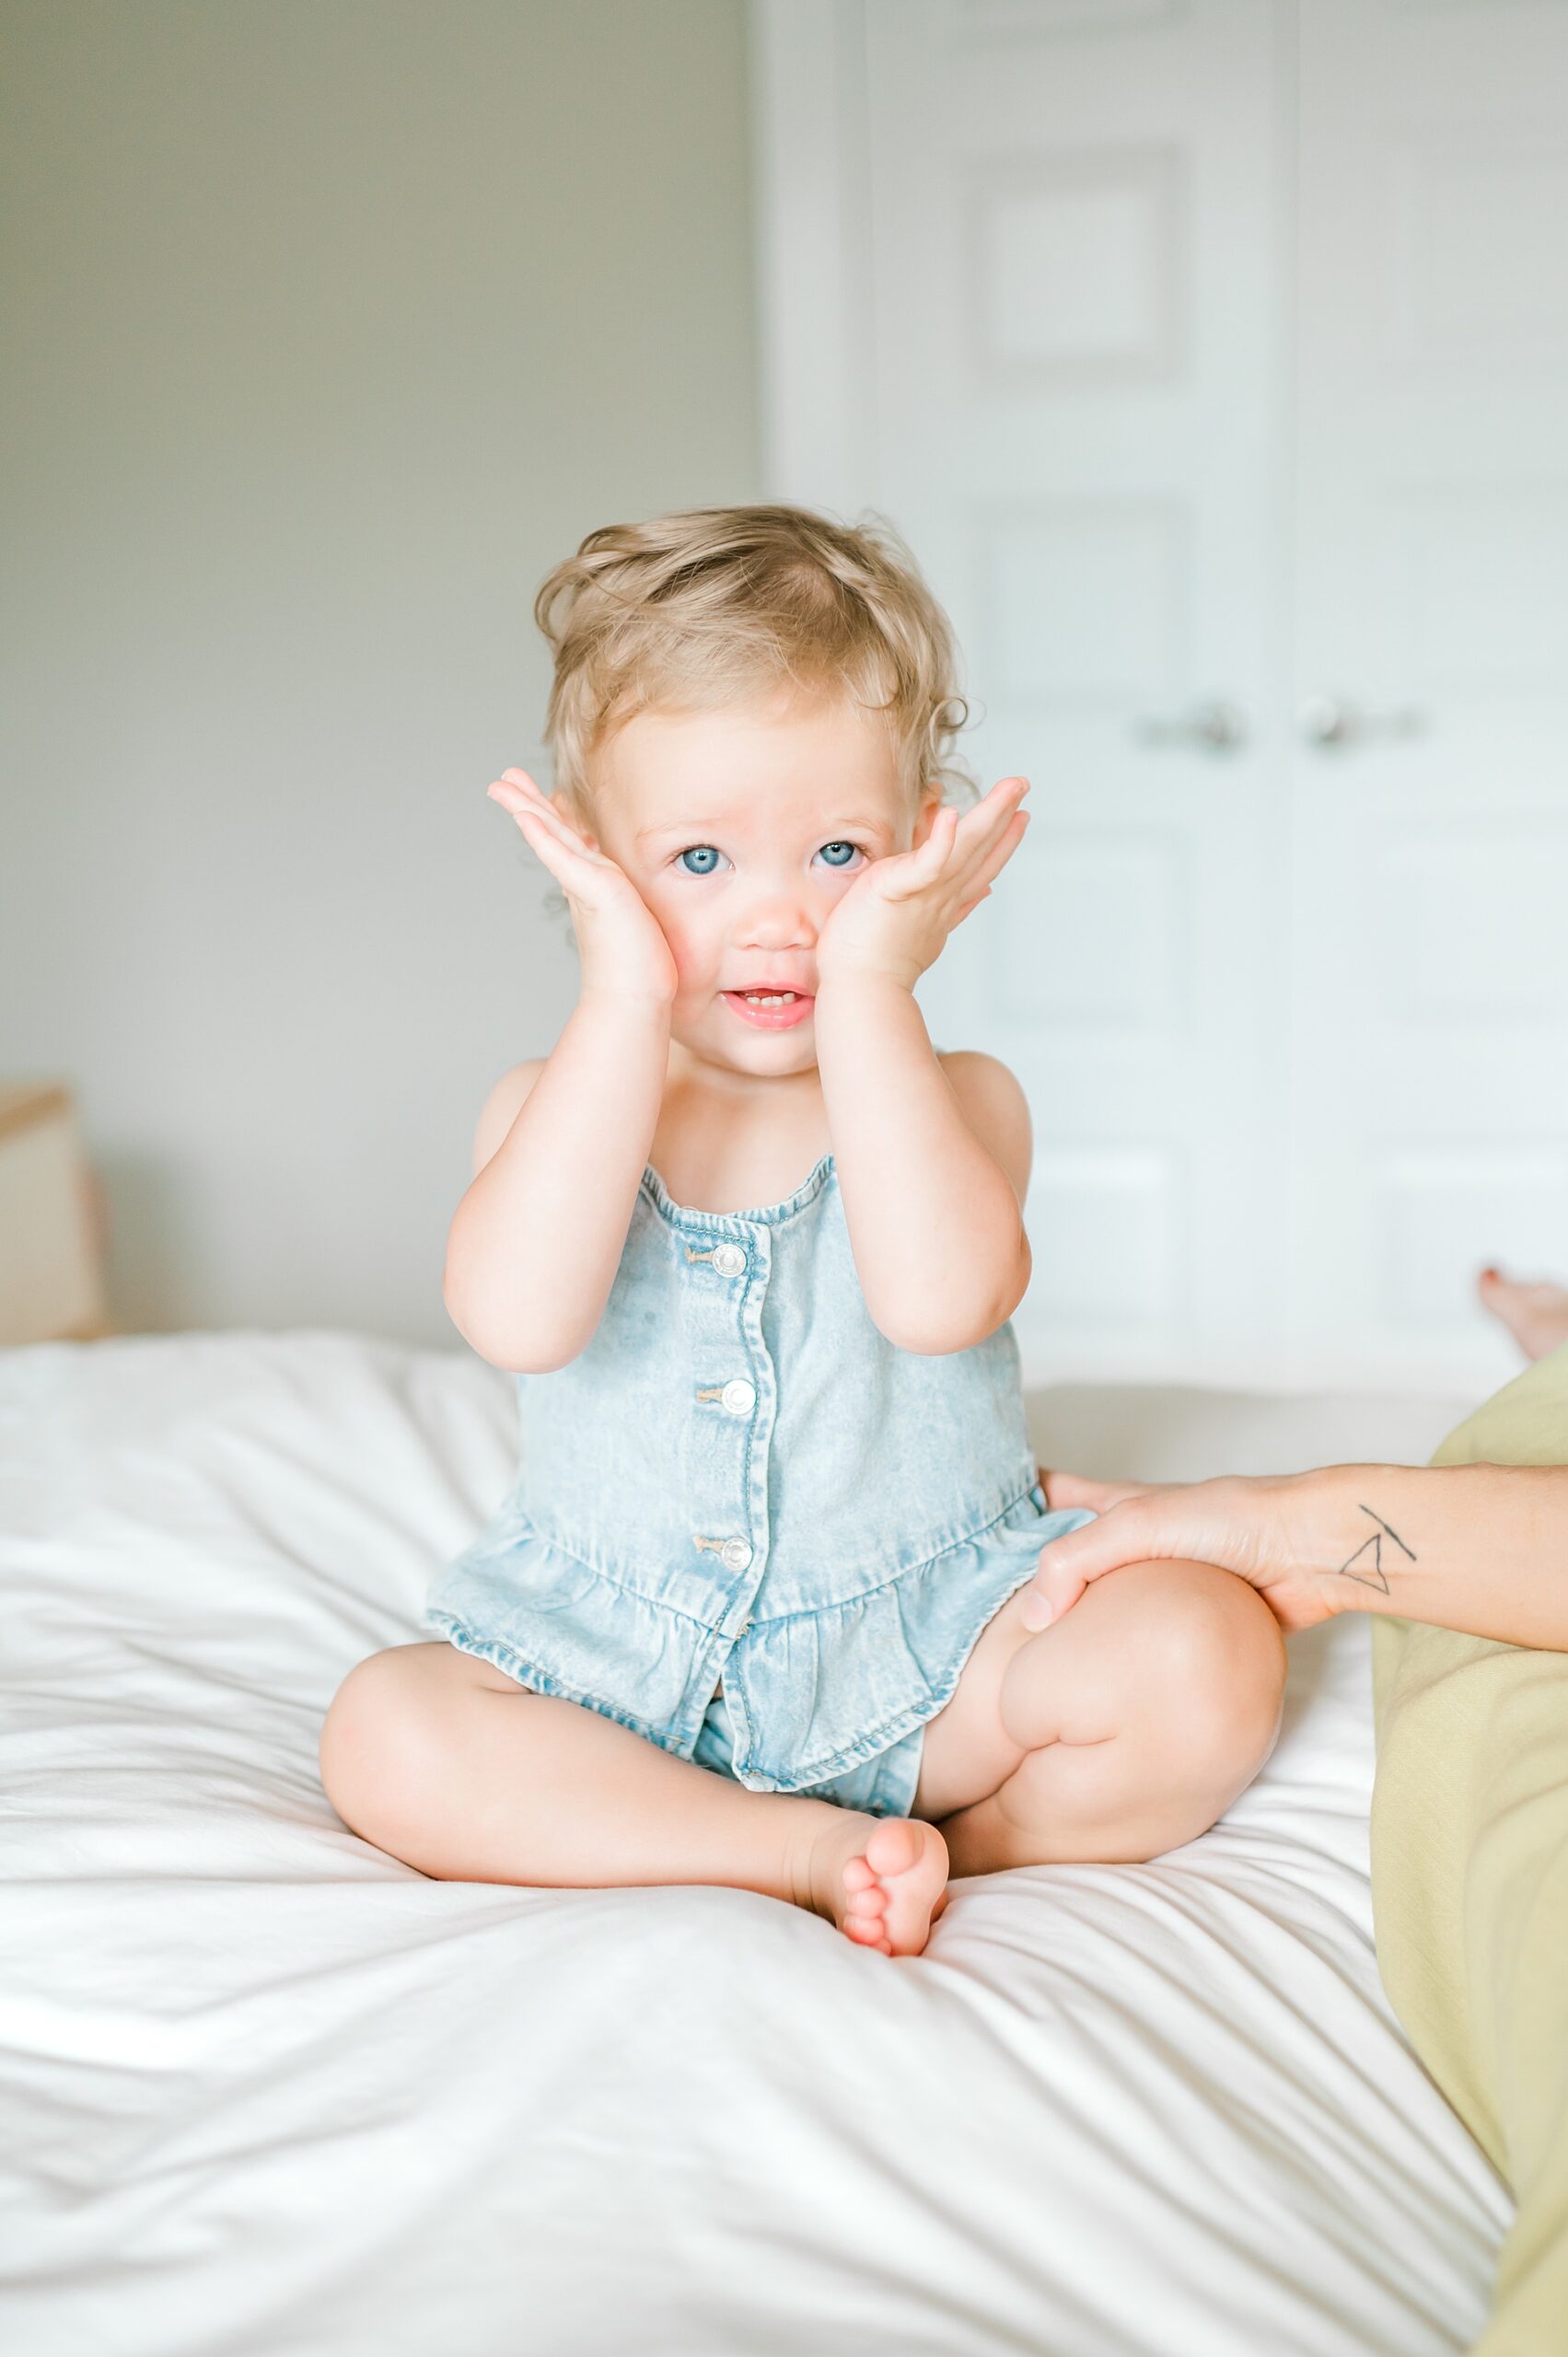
left=865, top=1819, right=921, bottom=1878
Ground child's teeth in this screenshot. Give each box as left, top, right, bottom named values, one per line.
left=743, top=992, right=796, bottom=1004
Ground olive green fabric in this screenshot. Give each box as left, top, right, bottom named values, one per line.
left=1370, top=1342, right=1568, bottom=2356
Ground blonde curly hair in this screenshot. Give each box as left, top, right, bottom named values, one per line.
left=532, top=503, right=980, bottom=817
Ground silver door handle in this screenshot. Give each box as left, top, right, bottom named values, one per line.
left=1299, top=697, right=1429, bottom=750
left=1132, top=697, right=1249, bottom=753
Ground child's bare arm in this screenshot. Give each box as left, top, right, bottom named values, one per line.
left=813, top=779, right=1033, bottom=1354
left=443, top=993, right=671, bottom=1371
left=817, top=984, right=1031, bottom=1354
left=443, top=770, right=677, bottom=1374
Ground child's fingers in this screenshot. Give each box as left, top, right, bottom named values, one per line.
left=485, top=768, right=577, bottom=834
left=927, top=805, right=960, bottom=873
left=506, top=805, right=575, bottom=876
left=960, top=773, right=1028, bottom=837
left=878, top=806, right=958, bottom=902
left=951, top=777, right=1028, bottom=869
left=508, top=804, right=606, bottom=890
left=960, top=773, right=1028, bottom=826
left=947, top=804, right=1028, bottom=895
left=503, top=799, right=587, bottom=867
left=489, top=771, right=571, bottom=828
left=935, top=811, right=1017, bottom=901
left=490, top=779, right=603, bottom=865
left=959, top=809, right=1028, bottom=898
left=918, top=805, right=959, bottom=869
left=489, top=773, right=563, bottom=827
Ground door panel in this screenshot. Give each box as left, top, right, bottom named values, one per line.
left=861, top=0, right=1292, bottom=1381
left=1289, top=0, right=1568, bottom=1389
left=753, top=0, right=1568, bottom=1388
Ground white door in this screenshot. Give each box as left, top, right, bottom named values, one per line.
left=1287, top=0, right=1568, bottom=1392
left=750, top=0, right=1568, bottom=1393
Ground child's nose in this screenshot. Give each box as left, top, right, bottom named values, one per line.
left=738, top=883, right=817, bottom=947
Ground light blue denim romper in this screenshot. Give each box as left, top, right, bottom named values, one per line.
left=424, top=1151, right=1093, bottom=1818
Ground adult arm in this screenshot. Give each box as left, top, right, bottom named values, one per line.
left=1020, top=1461, right=1568, bottom=1652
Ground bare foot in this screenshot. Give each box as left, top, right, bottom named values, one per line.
left=805, top=1812, right=951, bottom=1958
left=1477, top=1267, right=1568, bottom=1363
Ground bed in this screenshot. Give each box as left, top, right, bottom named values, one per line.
left=0, top=1329, right=1514, bottom=2355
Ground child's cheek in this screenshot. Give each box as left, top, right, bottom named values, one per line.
left=645, top=894, right=708, bottom=996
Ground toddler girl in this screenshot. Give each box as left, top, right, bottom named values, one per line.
left=319, top=505, right=1287, bottom=1957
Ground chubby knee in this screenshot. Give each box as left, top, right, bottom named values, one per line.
left=319, top=1643, right=450, bottom=1849
left=1126, top=1562, right=1287, bottom=1790
left=1003, top=1559, right=1286, bottom=1796
left=986, top=1564, right=1287, bottom=1865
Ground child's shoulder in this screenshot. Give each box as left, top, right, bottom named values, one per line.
left=935, top=1051, right=1032, bottom=1204
left=470, top=1059, right=546, bottom=1178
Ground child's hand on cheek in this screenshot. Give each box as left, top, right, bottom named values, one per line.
left=817, top=776, right=1030, bottom=994
left=488, top=769, right=679, bottom=1009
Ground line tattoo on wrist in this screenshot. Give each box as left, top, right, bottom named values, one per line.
left=1336, top=1504, right=1418, bottom=1594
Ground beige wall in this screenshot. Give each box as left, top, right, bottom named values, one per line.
left=0, top=0, right=759, bottom=1347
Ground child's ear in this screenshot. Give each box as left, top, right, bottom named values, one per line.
left=912, top=788, right=946, bottom=851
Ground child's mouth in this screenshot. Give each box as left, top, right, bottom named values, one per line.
left=722, top=989, right=815, bottom=1030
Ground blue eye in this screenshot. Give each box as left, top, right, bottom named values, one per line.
left=673, top=841, right=863, bottom=876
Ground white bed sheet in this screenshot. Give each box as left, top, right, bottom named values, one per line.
left=0, top=1330, right=1511, bottom=2357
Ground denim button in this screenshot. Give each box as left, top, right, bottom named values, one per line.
left=720, top=1538, right=752, bottom=1572
left=720, top=1378, right=756, bottom=1416
left=711, top=1242, right=746, bottom=1277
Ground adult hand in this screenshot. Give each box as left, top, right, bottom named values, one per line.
left=815, top=776, right=1030, bottom=994
left=488, top=769, right=679, bottom=1008
left=1021, top=1468, right=1354, bottom=1636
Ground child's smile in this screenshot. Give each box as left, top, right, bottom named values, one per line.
left=722, top=986, right=816, bottom=1031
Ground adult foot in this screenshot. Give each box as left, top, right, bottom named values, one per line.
left=806, top=1812, right=951, bottom=1957
left=1477, top=1267, right=1568, bottom=1363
